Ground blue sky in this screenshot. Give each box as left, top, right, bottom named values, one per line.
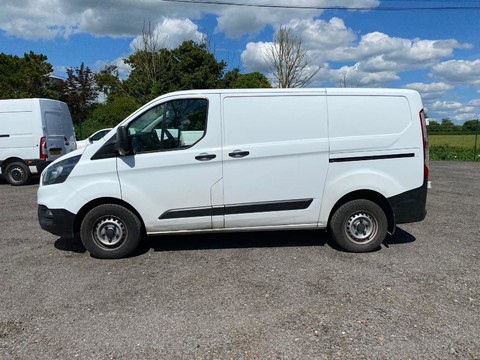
left=1, top=0, right=480, bottom=123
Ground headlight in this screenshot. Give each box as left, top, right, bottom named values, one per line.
left=42, top=155, right=81, bottom=185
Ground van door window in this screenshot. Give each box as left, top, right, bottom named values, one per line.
left=127, top=98, right=208, bottom=153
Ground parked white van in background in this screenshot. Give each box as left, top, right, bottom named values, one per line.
left=0, top=98, right=76, bottom=185
left=38, top=88, right=429, bottom=258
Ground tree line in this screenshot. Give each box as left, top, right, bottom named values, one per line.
left=428, top=118, right=479, bottom=134
left=0, top=40, right=271, bottom=139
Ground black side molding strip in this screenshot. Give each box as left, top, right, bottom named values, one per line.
left=0, top=134, right=10, bottom=138
left=329, top=153, right=415, bottom=163
left=159, top=198, right=313, bottom=220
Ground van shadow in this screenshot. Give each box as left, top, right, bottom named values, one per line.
left=141, top=229, right=334, bottom=254
left=383, top=227, right=417, bottom=247
left=53, top=227, right=416, bottom=257
left=54, top=236, right=87, bottom=254
left=0, top=176, right=40, bottom=186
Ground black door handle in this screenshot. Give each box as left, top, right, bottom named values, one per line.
left=195, top=153, right=216, bottom=161
left=228, top=150, right=250, bottom=158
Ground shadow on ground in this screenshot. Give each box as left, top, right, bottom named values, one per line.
left=53, top=226, right=415, bottom=258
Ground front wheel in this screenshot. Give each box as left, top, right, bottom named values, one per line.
left=5, top=161, right=31, bottom=186
left=80, top=204, right=142, bottom=259
left=329, top=199, right=388, bottom=252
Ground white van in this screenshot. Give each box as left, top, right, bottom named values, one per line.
left=37, top=88, right=429, bottom=258
left=0, top=98, right=76, bottom=185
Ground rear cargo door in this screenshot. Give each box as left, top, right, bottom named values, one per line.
left=44, top=111, right=66, bottom=160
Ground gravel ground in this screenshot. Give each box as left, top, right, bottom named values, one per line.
left=0, top=161, right=478, bottom=359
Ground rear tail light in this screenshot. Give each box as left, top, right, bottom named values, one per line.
left=40, top=137, right=48, bottom=160
left=419, top=109, right=429, bottom=181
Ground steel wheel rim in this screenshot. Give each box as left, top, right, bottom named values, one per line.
left=10, top=166, right=25, bottom=183
left=345, top=211, right=378, bottom=244
left=92, top=216, right=127, bottom=248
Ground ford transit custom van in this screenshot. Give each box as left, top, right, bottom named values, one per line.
left=38, top=89, right=429, bottom=258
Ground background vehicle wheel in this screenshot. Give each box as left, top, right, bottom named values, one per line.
left=80, top=204, right=142, bottom=259
left=330, top=199, right=387, bottom=252
left=5, top=162, right=31, bottom=186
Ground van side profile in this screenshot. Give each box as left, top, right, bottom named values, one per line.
left=0, top=98, right=76, bottom=185
left=37, top=88, right=428, bottom=258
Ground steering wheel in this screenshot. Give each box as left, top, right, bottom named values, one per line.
left=163, top=129, right=178, bottom=148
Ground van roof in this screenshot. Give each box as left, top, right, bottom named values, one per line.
left=154, top=87, right=420, bottom=99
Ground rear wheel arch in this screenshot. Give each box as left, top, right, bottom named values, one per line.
left=328, top=190, right=395, bottom=234
left=2, top=157, right=26, bottom=172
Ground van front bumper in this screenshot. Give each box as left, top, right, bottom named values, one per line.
left=38, top=205, right=75, bottom=239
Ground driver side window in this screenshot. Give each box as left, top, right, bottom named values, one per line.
left=127, top=98, right=208, bottom=154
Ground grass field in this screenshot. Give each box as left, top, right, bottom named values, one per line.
left=428, top=134, right=478, bottom=148
left=428, top=134, right=480, bottom=161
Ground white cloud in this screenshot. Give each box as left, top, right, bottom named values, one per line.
left=215, top=0, right=378, bottom=39
left=428, top=100, right=479, bottom=122
left=130, top=18, right=205, bottom=51
left=0, top=0, right=379, bottom=40
left=241, top=42, right=271, bottom=73
left=241, top=16, right=470, bottom=89
left=286, top=17, right=356, bottom=52
left=431, top=59, right=480, bottom=86
left=405, top=82, right=453, bottom=100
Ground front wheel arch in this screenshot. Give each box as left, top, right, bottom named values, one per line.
left=74, top=197, right=146, bottom=237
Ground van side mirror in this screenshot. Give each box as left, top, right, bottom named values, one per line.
left=117, top=126, right=131, bottom=156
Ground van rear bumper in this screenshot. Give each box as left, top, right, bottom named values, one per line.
left=0, top=159, right=51, bottom=175
left=388, top=180, right=428, bottom=224
left=31, top=159, right=51, bottom=174
left=38, top=205, right=75, bottom=239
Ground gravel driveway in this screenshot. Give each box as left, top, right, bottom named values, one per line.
left=0, top=161, right=478, bottom=359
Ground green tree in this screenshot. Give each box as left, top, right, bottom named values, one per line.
left=123, top=40, right=226, bottom=103
left=80, top=95, right=140, bottom=138
left=123, top=48, right=176, bottom=103
left=0, top=51, right=55, bottom=98
left=223, top=68, right=272, bottom=88
left=462, top=119, right=479, bottom=133
left=171, top=40, right=226, bottom=90
left=63, top=63, right=98, bottom=124
left=94, top=65, right=122, bottom=100
left=440, top=118, right=458, bottom=132
left=427, top=120, right=441, bottom=133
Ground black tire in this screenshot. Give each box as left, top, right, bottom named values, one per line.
left=330, top=199, right=388, bottom=252
left=80, top=204, right=142, bottom=259
left=5, top=161, right=31, bottom=186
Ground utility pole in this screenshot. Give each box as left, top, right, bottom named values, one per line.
left=474, top=119, right=479, bottom=161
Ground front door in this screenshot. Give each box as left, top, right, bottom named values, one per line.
left=117, top=94, right=223, bottom=232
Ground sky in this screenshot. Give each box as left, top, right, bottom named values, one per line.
left=1, top=0, right=480, bottom=124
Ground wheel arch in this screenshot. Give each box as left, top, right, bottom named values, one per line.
left=1, top=157, right=27, bottom=172
left=74, top=197, right=146, bottom=235
left=328, top=190, right=395, bottom=234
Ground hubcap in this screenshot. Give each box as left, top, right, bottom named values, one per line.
left=346, top=212, right=377, bottom=244
left=93, top=217, right=126, bottom=247
left=10, top=167, right=24, bottom=182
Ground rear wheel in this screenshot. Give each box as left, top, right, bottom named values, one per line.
left=5, top=162, right=31, bottom=186
left=80, top=204, right=142, bottom=259
left=330, top=199, right=387, bottom=252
